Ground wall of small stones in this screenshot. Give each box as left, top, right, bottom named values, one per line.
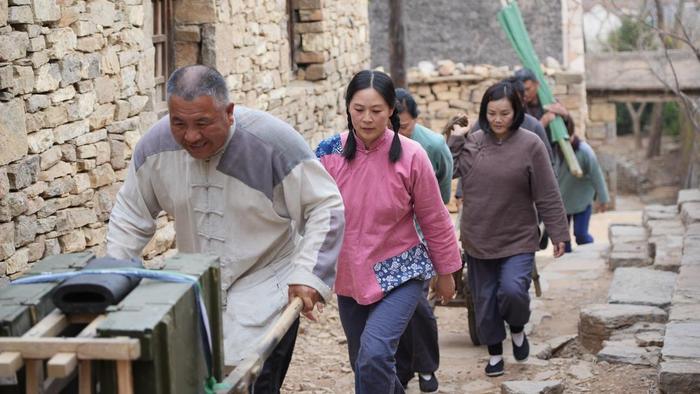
left=0, top=0, right=370, bottom=281
left=405, top=61, right=587, bottom=138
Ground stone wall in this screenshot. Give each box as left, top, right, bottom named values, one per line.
left=406, top=62, right=586, bottom=138
left=369, top=0, right=564, bottom=70
left=0, top=0, right=370, bottom=281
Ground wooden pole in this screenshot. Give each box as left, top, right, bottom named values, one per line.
left=388, top=0, right=406, bottom=88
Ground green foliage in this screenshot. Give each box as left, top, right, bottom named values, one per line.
left=662, top=101, right=681, bottom=136
left=608, top=17, right=657, bottom=51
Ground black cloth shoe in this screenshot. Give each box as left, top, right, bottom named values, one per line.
left=512, top=333, right=529, bottom=362
left=484, top=359, right=504, bottom=377
left=418, top=373, right=438, bottom=393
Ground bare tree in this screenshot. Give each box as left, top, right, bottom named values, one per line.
left=625, top=102, right=648, bottom=149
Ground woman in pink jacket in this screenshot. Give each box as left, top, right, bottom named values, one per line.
left=315, top=70, right=462, bottom=394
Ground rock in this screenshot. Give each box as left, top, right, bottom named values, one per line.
left=608, top=242, right=652, bottom=269
left=53, top=119, right=89, bottom=144
left=87, top=0, right=115, bottom=27
left=55, top=207, right=97, bottom=232
left=75, top=129, right=107, bottom=146
left=567, top=361, right=593, bottom=380
left=39, top=145, right=63, bottom=170
left=579, top=303, right=667, bottom=352
left=670, top=265, right=700, bottom=304
left=0, top=168, right=9, bottom=199
left=44, top=237, right=61, bottom=257
left=0, top=222, right=16, bottom=260
left=45, top=27, right=77, bottom=59
left=38, top=161, right=73, bottom=182
left=608, top=224, right=647, bottom=244
left=26, top=236, right=45, bottom=262
left=58, top=229, right=85, bottom=253
left=597, top=342, right=660, bottom=366
left=658, top=360, right=700, bottom=394
left=0, top=99, right=28, bottom=166
left=635, top=330, right=664, bottom=347
left=437, top=60, right=456, bottom=76
left=34, top=62, right=62, bottom=92
left=43, top=176, right=75, bottom=198
left=31, top=0, right=60, bottom=22
left=681, top=201, right=700, bottom=226
left=500, top=380, right=564, bottom=394
left=83, top=226, right=106, bottom=247
left=461, top=379, right=496, bottom=393
left=27, top=129, right=54, bottom=154
left=142, top=221, right=175, bottom=258
left=14, top=214, right=38, bottom=247
left=662, top=322, right=700, bottom=360
left=6, top=156, right=40, bottom=191
left=670, top=303, right=700, bottom=322
left=607, top=267, right=676, bottom=308
left=8, top=5, right=33, bottom=24
left=677, top=188, right=700, bottom=208
left=36, top=216, right=56, bottom=234
left=0, top=32, right=30, bottom=62
left=5, top=247, right=29, bottom=274
left=88, top=164, right=115, bottom=188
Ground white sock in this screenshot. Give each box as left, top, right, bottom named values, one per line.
left=489, top=355, right=503, bottom=366
left=512, top=331, right=525, bottom=347
left=419, top=373, right=432, bottom=380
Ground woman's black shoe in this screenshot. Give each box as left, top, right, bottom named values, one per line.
left=418, top=373, right=438, bottom=392
left=512, top=334, right=529, bottom=362
left=484, top=359, right=504, bottom=377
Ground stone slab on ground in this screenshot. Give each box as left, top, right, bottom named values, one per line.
left=608, top=224, right=648, bottom=244
left=658, top=360, right=700, bottom=394
left=597, top=341, right=660, bottom=366
left=608, top=244, right=652, bottom=269
left=681, top=202, right=700, bottom=226
left=662, top=321, right=700, bottom=360
left=669, top=303, right=700, bottom=322
left=677, top=188, right=700, bottom=208
left=646, top=220, right=685, bottom=238
left=652, top=237, right=683, bottom=272
left=642, top=204, right=678, bottom=223
left=672, top=265, right=700, bottom=305
left=579, top=304, right=667, bottom=352
left=607, top=267, right=677, bottom=308
left=501, top=380, right=564, bottom=394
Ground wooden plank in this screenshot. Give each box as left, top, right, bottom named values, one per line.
left=25, top=359, right=43, bottom=394
left=47, top=352, right=78, bottom=378
left=0, top=337, right=140, bottom=360
left=24, top=309, right=67, bottom=338
left=116, top=360, right=133, bottom=394
left=0, top=351, right=23, bottom=377
left=78, top=360, right=92, bottom=394
left=77, top=315, right=106, bottom=338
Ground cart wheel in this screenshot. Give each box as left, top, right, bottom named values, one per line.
left=463, top=268, right=481, bottom=346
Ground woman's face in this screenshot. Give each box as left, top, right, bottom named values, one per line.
left=348, top=88, right=393, bottom=147
left=486, top=98, right=514, bottom=138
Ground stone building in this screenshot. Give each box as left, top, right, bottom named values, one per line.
left=370, top=0, right=586, bottom=73
left=0, top=0, right=370, bottom=280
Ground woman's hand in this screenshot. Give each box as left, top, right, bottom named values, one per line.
left=553, top=242, right=566, bottom=258
left=435, top=274, right=456, bottom=305
left=451, top=124, right=470, bottom=138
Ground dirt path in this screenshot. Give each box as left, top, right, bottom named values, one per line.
left=282, top=207, right=658, bottom=393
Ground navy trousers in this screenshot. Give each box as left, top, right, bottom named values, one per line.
left=338, top=280, right=423, bottom=394
left=250, top=318, right=300, bottom=394
left=565, top=204, right=594, bottom=252
left=467, top=253, right=534, bottom=346
left=395, top=280, right=439, bottom=381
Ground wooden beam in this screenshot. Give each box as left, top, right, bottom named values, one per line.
left=47, top=352, right=78, bottom=378
left=116, top=360, right=134, bottom=394
left=0, top=337, right=140, bottom=360
left=24, top=309, right=68, bottom=338
left=25, top=359, right=43, bottom=394
left=79, top=360, right=92, bottom=394
left=77, top=315, right=107, bottom=338
left=0, top=352, right=23, bottom=377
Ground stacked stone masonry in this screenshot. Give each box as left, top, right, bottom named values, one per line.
left=0, top=0, right=371, bottom=281
left=405, top=62, right=586, bottom=139
left=579, top=188, right=700, bottom=393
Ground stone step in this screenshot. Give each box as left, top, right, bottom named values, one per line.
left=642, top=204, right=679, bottom=224
left=672, top=265, right=700, bottom=305
left=662, top=321, right=700, bottom=361
left=597, top=341, right=660, bottom=366
left=579, top=303, right=667, bottom=352
left=652, top=236, right=683, bottom=272
left=608, top=242, right=652, bottom=270
left=607, top=267, right=677, bottom=308
left=681, top=202, right=700, bottom=227
left=609, top=224, right=648, bottom=244
left=500, top=380, right=564, bottom=394
left=677, top=188, right=700, bottom=209
left=646, top=219, right=685, bottom=237
left=658, top=360, right=700, bottom=394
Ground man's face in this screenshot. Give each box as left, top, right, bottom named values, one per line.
left=168, top=95, right=234, bottom=160
left=522, top=80, right=539, bottom=105
left=398, top=111, right=417, bottom=138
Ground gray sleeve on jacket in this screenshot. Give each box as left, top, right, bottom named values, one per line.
left=529, top=140, right=571, bottom=243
